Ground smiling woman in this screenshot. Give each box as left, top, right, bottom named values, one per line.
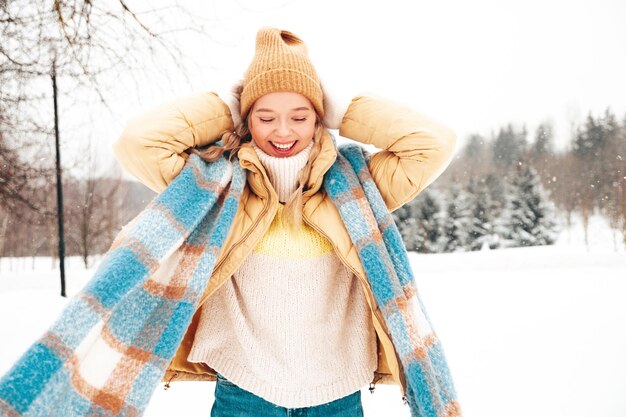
left=113, top=27, right=461, bottom=417
left=115, top=26, right=460, bottom=416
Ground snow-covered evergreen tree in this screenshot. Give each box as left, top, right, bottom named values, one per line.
left=466, top=179, right=495, bottom=250
left=393, top=200, right=422, bottom=251
left=503, top=164, right=559, bottom=247
left=485, top=174, right=509, bottom=249
left=492, top=124, right=527, bottom=168
left=398, top=217, right=423, bottom=252
left=532, top=122, right=555, bottom=156
left=415, top=188, right=446, bottom=253
left=442, top=184, right=472, bottom=252
left=394, top=188, right=445, bottom=253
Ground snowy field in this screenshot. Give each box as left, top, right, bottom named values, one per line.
left=0, top=215, right=624, bottom=417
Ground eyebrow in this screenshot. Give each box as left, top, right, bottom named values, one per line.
left=255, top=107, right=311, bottom=113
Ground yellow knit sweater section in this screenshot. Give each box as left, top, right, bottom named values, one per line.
left=254, top=205, right=333, bottom=259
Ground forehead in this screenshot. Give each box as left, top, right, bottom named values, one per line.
left=253, top=92, right=313, bottom=112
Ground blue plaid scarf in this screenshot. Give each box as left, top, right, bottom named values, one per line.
left=0, top=145, right=460, bottom=417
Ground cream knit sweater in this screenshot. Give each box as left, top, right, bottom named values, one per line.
left=187, top=142, right=377, bottom=408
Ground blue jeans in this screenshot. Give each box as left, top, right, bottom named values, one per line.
left=211, top=373, right=364, bottom=417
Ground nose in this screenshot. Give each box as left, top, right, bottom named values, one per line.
left=275, top=119, right=291, bottom=138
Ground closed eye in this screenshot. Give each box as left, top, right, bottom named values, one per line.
left=293, top=118, right=307, bottom=122
left=259, top=118, right=274, bottom=123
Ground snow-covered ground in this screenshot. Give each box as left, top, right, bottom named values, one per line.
left=0, top=214, right=624, bottom=417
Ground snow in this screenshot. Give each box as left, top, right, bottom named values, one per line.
left=0, top=215, right=624, bottom=417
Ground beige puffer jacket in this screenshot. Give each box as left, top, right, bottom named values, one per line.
left=113, top=92, right=457, bottom=396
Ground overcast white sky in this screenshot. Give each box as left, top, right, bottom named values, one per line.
left=79, top=0, right=626, bottom=169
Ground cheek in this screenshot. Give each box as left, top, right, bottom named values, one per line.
left=297, top=122, right=316, bottom=141
left=249, top=123, right=268, bottom=143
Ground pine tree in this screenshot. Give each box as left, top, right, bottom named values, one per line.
left=422, top=188, right=447, bottom=253
left=573, top=112, right=612, bottom=158
left=504, top=164, right=559, bottom=247
left=394, top=188, right=445, bottom=253
left=533, top=122, right=555, bottom=157
left=466, top=179, right=494, bottom=251
left=398, top=217, right=423, bottom=252
left=393, top=200, right=423, bottom=251
left=485, top=174, right=508, bottom=249
left=442, top=184, right=472, bottom=252
left=464, top=134, right=486, bottom=159
left=492, top=124, right=527, bottom=169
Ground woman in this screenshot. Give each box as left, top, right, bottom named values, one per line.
left=112, top=27, right=459, bottom=416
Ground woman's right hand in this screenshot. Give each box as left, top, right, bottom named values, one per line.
left=216, top=80, right=243, bottom=128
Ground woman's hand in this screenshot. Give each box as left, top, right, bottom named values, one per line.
left=216, top=80, right=244, bottom=127
left=321, top=81, right=353, bottom=130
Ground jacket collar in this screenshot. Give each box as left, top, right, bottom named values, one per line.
left=237, top=129, right=337, bottom=199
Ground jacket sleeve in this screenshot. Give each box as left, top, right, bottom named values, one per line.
left=338, top=95, right=457, bottom=212
left=113, top=92, right=234, bottom=193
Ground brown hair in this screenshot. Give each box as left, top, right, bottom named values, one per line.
left=191, top=115, right=325, bottom=231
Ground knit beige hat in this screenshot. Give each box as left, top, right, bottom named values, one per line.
left=240, top=27, right=324, bottom=120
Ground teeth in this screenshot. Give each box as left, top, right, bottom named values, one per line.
left=272, top=141, right=295, bottom=150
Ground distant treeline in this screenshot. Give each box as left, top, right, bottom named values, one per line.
left=394, top=107, right=625, bottom=252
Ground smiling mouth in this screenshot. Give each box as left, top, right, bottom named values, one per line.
left=270, top=141, right=296, bottom=151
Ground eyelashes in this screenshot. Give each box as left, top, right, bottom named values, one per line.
left=259, top=118, right=307, bottom=123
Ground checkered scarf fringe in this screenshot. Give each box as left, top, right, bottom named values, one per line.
left=0, top=145, right=460, bottom=417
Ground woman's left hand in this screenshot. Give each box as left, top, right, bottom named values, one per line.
left=321, top=81, right=353, bottom=130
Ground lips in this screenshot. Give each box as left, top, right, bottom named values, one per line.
left=270, top=141, right=296, bottom=150
left=269, top=141, right=298, bottom=156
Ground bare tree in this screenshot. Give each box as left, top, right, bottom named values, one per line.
left=65, top=144, right=125, bottom=268
left=1, top=0, right=208, bottom=209
left=1, top=0, right=213, bottom=275
left=0, top=130, right=41, bottom=212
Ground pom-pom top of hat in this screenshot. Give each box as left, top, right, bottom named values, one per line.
left=240, top=27, right=324, bottom=120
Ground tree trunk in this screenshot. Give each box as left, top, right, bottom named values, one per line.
left=0, top=211, right=9, bottom=257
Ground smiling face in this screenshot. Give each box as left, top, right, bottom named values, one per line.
left=248, top=92, right=316, bottom=157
